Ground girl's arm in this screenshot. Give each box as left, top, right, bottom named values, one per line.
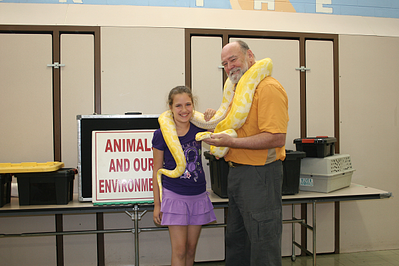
left=204, top=108, right=216, bottom=122
left=152, top=147, right=164, bottom=224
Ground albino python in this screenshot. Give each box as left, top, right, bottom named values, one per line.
left=157, top=58, right=273, bottom=200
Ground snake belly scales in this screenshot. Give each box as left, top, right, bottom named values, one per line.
left=157, top=58, right=273, bottom=200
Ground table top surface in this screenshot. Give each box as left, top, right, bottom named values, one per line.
left=282, top=183, right=391, bottom=203
left=0, top=183, right=391, bottom=216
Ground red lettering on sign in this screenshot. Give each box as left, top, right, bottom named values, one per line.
left=127, top=139, right=135, bottom=152
left=105, top=139, right=113, bottom=152
left=141, top=178, right=149, bottom=191
left=114, top=139, right=121, bottom=152
left=120, top=179, right=127, bottom=192
left=136, top=139, right=144, bottom=152
left=128, top=179, right=134, bottom=192
left=145, top=139, right=151, bottom=151
left=105, top=138, right=152, bottom=153
left=99, top=180, right=105, bottom=193
left=109, top=159, right=115, bottom=172
left=112, top=179, right=118, bottom=192
left=109, top=159, right=131, bottom=172
left=133, top=158, right=140, bottom=171
left=104, top=179, right=111, bottom=192
left=116, top=159, right=123, bottom=171
left=135, top=179, right=141, bottom=191
left=98, top=178, right=154, bottom=193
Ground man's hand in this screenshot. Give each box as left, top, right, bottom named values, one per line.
left=204, top=132, right=286, bottom=150
left=203, top=133, right=233, bottom=147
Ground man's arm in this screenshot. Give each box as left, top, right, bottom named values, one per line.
left=203, top=132, right=286, bottom=150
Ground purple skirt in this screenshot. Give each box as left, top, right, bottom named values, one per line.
left=161, top=188, right=217, bottom=226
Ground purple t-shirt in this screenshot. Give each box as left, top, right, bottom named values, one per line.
left=152, top=123, right=207, bottom=195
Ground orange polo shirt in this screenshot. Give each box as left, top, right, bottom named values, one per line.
left=224, top=76, right=289, bottom=166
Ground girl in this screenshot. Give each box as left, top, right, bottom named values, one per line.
left=152, top=86, right=217, bottom=266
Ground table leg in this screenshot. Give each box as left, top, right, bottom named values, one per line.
left=312, top=202, right=316, bottom=266
left=55, top=214, right=64, bottom=266
left=125, top=205, right=146, bottom=266
left=134, top=205, right=139, bottom=266
left=224, top=207, right=228, bottom=261
left=96, top=212, right=105, bottom=266
left=291, top=204, right=296, bottom=261
left=300, top=203, right=307, bottom=256
left=334, top=201, right=340, bottom=254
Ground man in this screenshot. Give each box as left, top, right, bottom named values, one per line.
left=203, top=40, right=289, bottom=266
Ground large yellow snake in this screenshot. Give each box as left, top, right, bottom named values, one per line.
left=157, top=58, right=273, bottom=200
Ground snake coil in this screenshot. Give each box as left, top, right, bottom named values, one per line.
left=157, top=58, right=273, bottom=200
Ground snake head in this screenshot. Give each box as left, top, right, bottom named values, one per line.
left=195, top=131, right=212, bottom=141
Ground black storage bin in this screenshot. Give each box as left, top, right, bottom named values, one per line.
left=282, top=150, right=306, bottom=195
left=0, top=174, right=12, bottom=207
left=204, top=151, right=229, bottom=198
left=15, top=168, right=76, bottom=205
left=294, top=136, right=336, bottom=158
left=205, top=150, right=306, bottom=197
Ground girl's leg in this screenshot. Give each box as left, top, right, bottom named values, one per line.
left=169, top=225, right=188, bottom=266
left=185, top=225, right=202, bottom=266
left=168, top=225, right=202, bottom=266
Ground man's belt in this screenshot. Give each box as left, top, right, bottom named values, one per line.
left=228, top=161, right=246, bottom=168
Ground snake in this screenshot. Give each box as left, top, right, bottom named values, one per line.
left=156, top=58, right=273, bottom=200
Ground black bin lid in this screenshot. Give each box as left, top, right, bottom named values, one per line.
left=293, top=136, right=337, bottom=144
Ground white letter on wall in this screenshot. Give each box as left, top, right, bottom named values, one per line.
left=196, top=0, right=204, bottom=6
left=316, top=0, right=333, bottom=13
left=59, top=0, right=83, bottom=3
left=254, top=0, right=275, bottom=11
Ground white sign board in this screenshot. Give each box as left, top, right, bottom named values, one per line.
left=92, top=129, right=155, bottom=205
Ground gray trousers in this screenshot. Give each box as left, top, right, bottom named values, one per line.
left=225, top=160, right=283, bottom=266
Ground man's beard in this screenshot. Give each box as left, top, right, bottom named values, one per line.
left=228, top=60, right=249, bottom=84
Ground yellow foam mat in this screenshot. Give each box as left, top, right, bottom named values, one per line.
left=0, top=162, right=64, bottom=173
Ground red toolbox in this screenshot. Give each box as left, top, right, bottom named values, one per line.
left=294, top=136, right=336, bottom=158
